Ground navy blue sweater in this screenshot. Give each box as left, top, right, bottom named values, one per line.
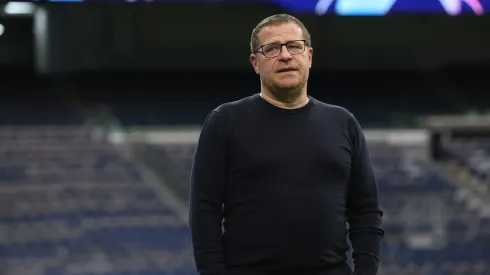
left=189, top=94, right=383, bottom=275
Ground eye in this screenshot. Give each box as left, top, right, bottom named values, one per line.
left=264, top=45, right=280, bottom=53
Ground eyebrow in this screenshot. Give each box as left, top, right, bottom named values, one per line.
left=263, top=39, right=299, bottom=45
left=265, top=40, right=283, bottom=45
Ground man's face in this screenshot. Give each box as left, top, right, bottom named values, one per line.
left=250, top=22, right=313, bottom=96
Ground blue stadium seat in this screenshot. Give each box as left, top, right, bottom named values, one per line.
left=0, top=166, right=27, bottom=181
left=0, top=127, right=194, bottom=275
left=442, top=139, right=490, bottom=182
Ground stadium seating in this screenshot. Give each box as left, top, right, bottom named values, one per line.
left=160, top=142, right=490, bottom=275
left=441, top=139, right=490, bottom=182
left=370, top=143, right=490, bottom=275
left=0, top=127, right=196, bottom=275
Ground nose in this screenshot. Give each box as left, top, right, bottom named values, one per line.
left=278, top=45, right=293, bottom=61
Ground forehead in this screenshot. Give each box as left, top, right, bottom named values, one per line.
left=258, top=22, right=304, bottom=45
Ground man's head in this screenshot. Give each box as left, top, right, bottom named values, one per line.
left=250, top=14, right=313, bottom=100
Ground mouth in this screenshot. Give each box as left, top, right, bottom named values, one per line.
left=276, top=68, right=297, bottom=73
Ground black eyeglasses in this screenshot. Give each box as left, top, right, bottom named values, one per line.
left=255, top=40, right=308, bottom=58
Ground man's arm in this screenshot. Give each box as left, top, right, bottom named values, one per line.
left=189, top=108, right=228, bottom=275
left=346, top=114, right=384, bottom=275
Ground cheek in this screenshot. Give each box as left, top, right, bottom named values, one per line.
left=300, top=62, right=311, bottom=75
left=260, top=63, right=274, bottom=76
left=301, top=57, right=311, bottom=68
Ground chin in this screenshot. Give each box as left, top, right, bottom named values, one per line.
left=276, top=81, right=301, bottom=90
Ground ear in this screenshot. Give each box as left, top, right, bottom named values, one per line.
left=250, top=53, right=259, bottom=75
left=308, top=47, right=313, bottom=69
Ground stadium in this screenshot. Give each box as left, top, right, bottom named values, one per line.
left=0, top=1, right=490, bottom=275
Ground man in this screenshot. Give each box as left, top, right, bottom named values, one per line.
left=189, top=14, right=384, bottom=275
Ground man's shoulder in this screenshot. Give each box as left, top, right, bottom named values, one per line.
left=312, top=98, right=363, bottom=139
left=311, top=97, right=355, bottom=120
left=211, top=94, right=259, bottom=115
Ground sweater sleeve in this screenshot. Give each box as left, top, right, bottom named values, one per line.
left=189, top=109, right=229, bottom=275
left=346, top=114, right=384, bottom=275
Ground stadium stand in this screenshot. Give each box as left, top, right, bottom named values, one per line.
left=442, top=139, right=490, bottom=183
left=370, top=143, right=490, bottom=275
left=0, top=127, right=196, bottom=275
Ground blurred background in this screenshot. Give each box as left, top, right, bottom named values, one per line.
left=1, top=0, right=490, bottom=275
